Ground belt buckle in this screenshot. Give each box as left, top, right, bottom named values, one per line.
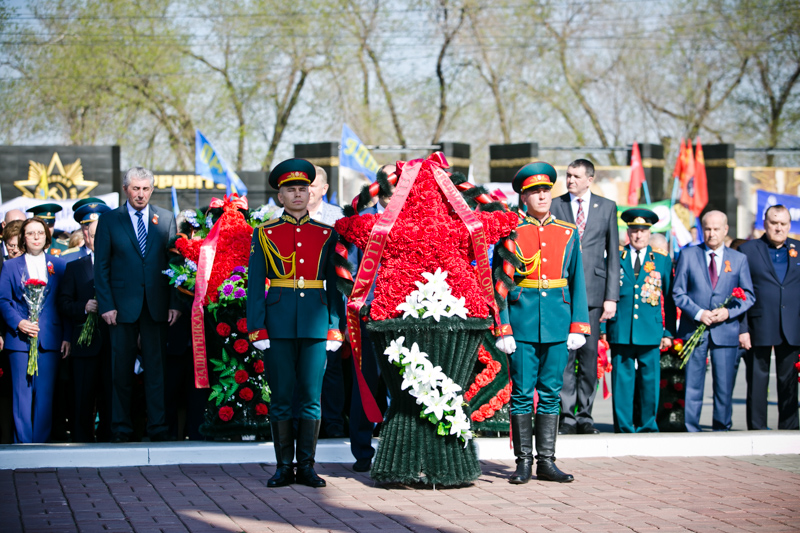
left=297, top=278, right=305, bottom=289
left=541, top=279, right=550, bottom=289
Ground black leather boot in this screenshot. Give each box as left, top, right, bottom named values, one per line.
left=267, top=419, right=295, bottom=488
left=535, top=413, right=574, bottom=483
left=295, top=419, right=326, bottom=488
left=509, top=413, right=533, bottom=484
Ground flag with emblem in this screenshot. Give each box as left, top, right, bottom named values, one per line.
left=195, top=130, right=248, bottom=196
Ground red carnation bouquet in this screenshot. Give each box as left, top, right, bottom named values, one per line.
left=678, top=287, right=747, bottom=369
left=22, top=278, right=47, bottom=376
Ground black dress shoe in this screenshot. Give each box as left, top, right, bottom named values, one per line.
left=110, top=434, right=130, bottom=443
left=577, top=423, right=600, bottom=435
left=353, top=458, right=371, bottom=472
left=558, top=424, right=576, bottom=435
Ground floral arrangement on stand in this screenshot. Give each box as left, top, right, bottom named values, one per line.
left=335, top=153, right=517, bottom=486
left=163, top=195, right=280, bottom=439
left=657, top=338, right=686, bottom=431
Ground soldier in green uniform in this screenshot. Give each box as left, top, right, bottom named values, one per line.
left=26, top=204, right=70, bottom=257
left=493, top=162, right=590, bottom=484
left=246, top=159, right=344, bottom=489
left=607, top=208, right=675, bottom=433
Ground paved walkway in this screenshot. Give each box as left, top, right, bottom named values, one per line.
left=4, top=455, right=800, bottom=533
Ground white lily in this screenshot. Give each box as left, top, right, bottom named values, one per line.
left=400, top=365, right=427, bottom=394
left=421, top=299, right=449, bottom=322
left=423, top=391, right=452, bottom=421
left=396, top=299, right=426, bottom=319
left=421, top=267, right=449, bottom=287
left=403, top=342, right=429, bottom=368
left=384, top=336, right=408, bottom=365
left=446, top=410, right=471, bottom=437
left=440, top=377, right=462, bottom=397
left=444, top=296, right=469, bottom=319
left=417, top=364, right=447, bottom=389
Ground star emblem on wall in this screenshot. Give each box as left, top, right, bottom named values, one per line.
left=15, top=152, right=98, bottom=200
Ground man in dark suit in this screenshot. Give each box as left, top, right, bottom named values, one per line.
left=94, top=167, right=181, bottom=443
left=672, top=210, right=754, bottom=432
left=57, top=204, right=112, bottom=442
left=739, top=205, right=800, bottom=430
left=550, top=159, right=620, bottom=434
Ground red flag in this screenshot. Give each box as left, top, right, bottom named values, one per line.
left=673, top=139, right=685, bottom=181
left=679, top=139, right=696, bottom=208
left=627, top=142, right=646, bottom=206
left=692, top=139, right=709, bottom=216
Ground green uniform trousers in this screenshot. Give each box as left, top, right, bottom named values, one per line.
left=265, top=339, right=327, bottom=421
left=610, top=344, right=660, bottom=433
left=509, top=341, right=567, bottom=415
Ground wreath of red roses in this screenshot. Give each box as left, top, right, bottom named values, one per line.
left=464, top=345, right=511, bottom=423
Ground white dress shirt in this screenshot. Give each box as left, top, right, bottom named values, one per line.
left=24, top=252, right=48, bottom=282
left=126, top=202, right=150, bottom=237
left=694, top=244, right=725, bottom=320
left=630, top=247, right=646, bottom=271
left=569, top=190, right=592, bottom=223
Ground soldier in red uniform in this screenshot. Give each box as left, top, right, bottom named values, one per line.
left=247, top=159, right=344, bottom=488
left=494, top=161, right=590, bottom=484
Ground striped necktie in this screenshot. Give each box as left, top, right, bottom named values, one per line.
left=135, top=211, right=147, bottom=256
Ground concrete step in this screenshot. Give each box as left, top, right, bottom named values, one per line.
left=1, top=431, right=798, bottom=470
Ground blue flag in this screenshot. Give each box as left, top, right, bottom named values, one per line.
left=171, top=186, right=180, bottom=216
left=195, top=130, right=248, bottom=196
left=340, top=124, right=380, bottom=182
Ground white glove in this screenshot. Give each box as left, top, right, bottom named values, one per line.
left=253, top=339, right=270, bottom=351
left=326, top=340, right=343, bottom=352
left=566, top=333, right=586, bottom=351
left=495, top=335, right=517, bottom=354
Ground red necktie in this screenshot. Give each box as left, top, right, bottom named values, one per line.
left=709, top=251, right=718, bottom=289
left=576, top=198, right=586, bottom=239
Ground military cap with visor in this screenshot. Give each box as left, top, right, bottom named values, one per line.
left=512, top=161, right=558, bottom=193
left=268, top=158, right=316, bottom=190
left=26, top=203, right=62, bottom=223
left=621, top=207, right=658, bottom=229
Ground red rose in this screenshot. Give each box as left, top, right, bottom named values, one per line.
left=237, top=318, right=249, bottom=333
left=255, top=403, right=269, bottom=415
left=732, top=287, right=746, bottom=301
left=233, top=339, right=249, bottom=354
left=673, top=382, right=684, bottom=391
left=216, top=323, right=231, bottom=337
left=218, top=406, right=234, bottom=421
left=234, top=370, right=249, bottom=384
left=471, top=411, right=485, bottom=422
left=475, top=373, right=492, bottom=387
left=253, top=360, right=265, bottom=374
left=677, top=399, right=685, bottom=408
left=488, top=397, right=503, bottom=411
left=659, top=379, right=667, bottom=388
left=663, top=402, right=673, bottom=410
left=497, top=387, right=511, bottom=403
left=239, top=387, right=254, bottom=401
left=0, top=368, right=3, bottom=378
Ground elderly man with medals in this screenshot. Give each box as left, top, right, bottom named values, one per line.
left=493, top=162, right=590, bottom=484
left=607, top=208, right=675, bottom=433
left=246, top=159, right=344, bottom=489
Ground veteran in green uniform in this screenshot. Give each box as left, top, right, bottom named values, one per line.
left=26, top=203, right=70, bottom=257
left=493, top=162, right=590, bottom=484
left=246, top=159, right=344, bottom=489
left=607, top=208, right=675, bottom=433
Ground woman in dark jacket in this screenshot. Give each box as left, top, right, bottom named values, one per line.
left=0, top=217, right=68, bottom=443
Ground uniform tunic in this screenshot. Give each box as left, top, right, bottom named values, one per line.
left=495, top=214, right=590, bottom=415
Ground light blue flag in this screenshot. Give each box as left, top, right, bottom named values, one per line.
left=329, top=191, right=338, bottom=206
left=340, top=124, right=380, bottom=182
left=171, top=186, right=180, bottom=216
left=195, top=130, right=248, bottom=196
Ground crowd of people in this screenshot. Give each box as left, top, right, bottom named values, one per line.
left=0, top=158, right=796, bottom=486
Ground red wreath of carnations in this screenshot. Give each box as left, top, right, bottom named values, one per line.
left=237, top=318, right=249, bottom=333
left=219, top=406, right=234, bottom=421
left=239, top=387, right=254, bottom=401
left=175, top=237, right=202, bottom=264
left=471, top=383, right=512, bottom=422
left=253, top=360, right=265, bottom=374
left=234, top=370, right=249, bottom=384
left=255, top=403, right=269, bottom=415
left=205, top=212, right=254, bottom=303
left=216, top=323, right=231, bottom=337
left=335, top=158, right=517, bottom=321
left=233, top=339, right=249, bottom=354
left=464, top=346, right=501, bottom=402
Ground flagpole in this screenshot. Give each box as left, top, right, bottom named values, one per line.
left=642, top=180, right=651, bottom=205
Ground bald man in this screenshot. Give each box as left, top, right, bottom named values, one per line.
left=672, top=211, right=754, bottom=431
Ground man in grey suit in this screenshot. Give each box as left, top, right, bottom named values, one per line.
left=550, top=159, right=620, bottom=434
left=94, top=167, right=182, bottom=442
left=672, top=211, right=754, bottom=432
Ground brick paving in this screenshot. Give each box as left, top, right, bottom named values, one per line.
left=3, top=455, right=800, bottom=533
